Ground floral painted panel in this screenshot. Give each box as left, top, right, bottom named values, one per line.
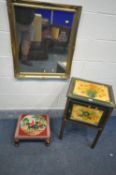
left=71, top=104, right=103, bottom=125
left=73, top=80, right=110, bottom=102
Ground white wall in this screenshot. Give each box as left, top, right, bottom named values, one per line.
left=0, top=0, right=116, bottom=113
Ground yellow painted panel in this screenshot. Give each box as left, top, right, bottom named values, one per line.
left=73, top=80, right=110, bottom=102
left=71, top=104, right=103, bottom=125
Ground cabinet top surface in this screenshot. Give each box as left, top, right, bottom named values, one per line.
left=68, top=78, right=116, bottom=108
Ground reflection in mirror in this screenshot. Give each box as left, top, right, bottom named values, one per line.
left=7, top=1, right=82, bottom=79
left=16, top=7, right=72, bottom=73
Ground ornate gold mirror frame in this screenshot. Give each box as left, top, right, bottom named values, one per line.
left=7, top=0, right=82, bottom=79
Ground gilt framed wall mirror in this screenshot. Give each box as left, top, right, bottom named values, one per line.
left=7, top=0, right=82, bottom=79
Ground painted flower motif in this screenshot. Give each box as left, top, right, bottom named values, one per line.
left=71, top=104, right=103, bottom=125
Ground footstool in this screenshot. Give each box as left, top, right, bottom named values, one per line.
left=14, top=114, right=51, bottom=146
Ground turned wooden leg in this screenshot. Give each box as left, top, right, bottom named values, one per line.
left=59, top=99, right=70, bottom=140
left=91, top=129, right=103, bottom=149
left=45, top=138, right=51, bottom=146
left=14, top=138, right=20, bottom=147
left=59, top=117, right=66, bottom=139
left=91, top=109, right=114, bottom=149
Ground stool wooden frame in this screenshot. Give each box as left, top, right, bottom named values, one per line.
left=14, top=114, right=51, bottom=146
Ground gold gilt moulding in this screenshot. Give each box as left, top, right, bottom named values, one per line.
left=7, top=0, right=82, bottom=79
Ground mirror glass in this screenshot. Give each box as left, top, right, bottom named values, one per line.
left=7, top=1, right=82, bottom=79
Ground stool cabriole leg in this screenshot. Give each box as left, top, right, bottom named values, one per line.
left=45, top=138, right=51, bottom=146
left=14, top=138, right=20, bottom=147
